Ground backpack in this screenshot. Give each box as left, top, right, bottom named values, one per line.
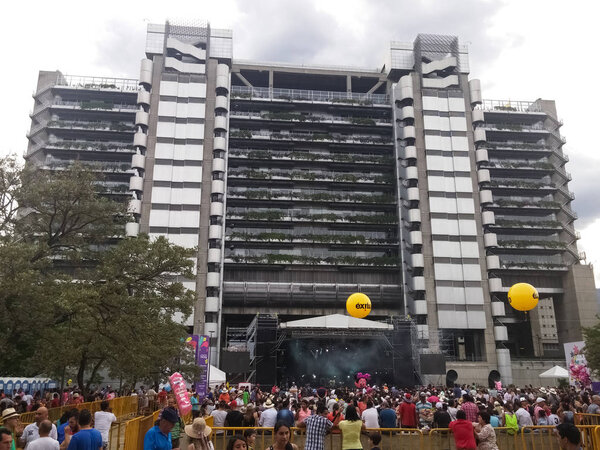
left=505, top=413, right=518, bottom=435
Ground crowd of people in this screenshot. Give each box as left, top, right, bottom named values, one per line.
left=0, top=382, right=592, bottom=450
left=143, top=382, right=592, bottom=450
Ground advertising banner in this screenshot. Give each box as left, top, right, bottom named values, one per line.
left=187, top=335, right=210, bottom=400
left=564, top=341, right=591, bottom=387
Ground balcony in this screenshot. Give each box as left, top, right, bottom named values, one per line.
left=494, top=326, right=508, bottom=341
left=486, top=255, right=500, bottom=269
left=488, top=180, right=556, bottom=195
left=229, top=129, right=392, bottom=146
left=412, top=300, right=428, bottom=315
left=129, top=175, right=143, bottom=191
left=125, top=222, right=140, bottom=237
left=491, top=302, right=505, bottom=317
left=399, top=106, right=415, bottom=121
left=411, top=253, right=424, bottom=268
left=476, top=148, right=489, bottom=163
left=228, top=149, right=393, bottom=166
left=228, top=169, right=395, bottom=187
left=404, top=166, right=418, bottom=181
left=407, top=209, right=421, bottom=223
left=483, top=122, right=549, bottom=135
left=131, top=154, right=145, bottom=170
left=488, top=277, right=503, bottom=292
left=482, top=211, right=495, bottom=226
left=488, top=199, right=561, bottom=214
left=406, top=187, right=420, bottom=202
left=479, top=190, right=493, bottom=204
left=490, top=219, right=562, bottom=234
left=50, top=99, right=138, bottom=112
left=230, top=110, right=392, bottom=127
left=412, top=276, right=425, bottom=291
left=409, top=230, right=423, bottom=246
left=231, top=85, right=389, bottom=106
left=226, top=211, right=398, bottom=225
left=496, top=239, right=567, bottom=253
left=47, top=119, right=134, bottom=134
left=227, top=231, right=398, bottom=247
left=401, top=145, right=417, bottom=160
left=484, top=233, right=498, bottom=248
left=477, top=169, right=490, bottom=184
left=498, top=261, right=568, bottom=271
left=225, top=253, right=400, bottom=267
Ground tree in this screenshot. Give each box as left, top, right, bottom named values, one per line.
left=582, top=320, right=600, bottom=378
left=0, top=157, right=198, bottom=392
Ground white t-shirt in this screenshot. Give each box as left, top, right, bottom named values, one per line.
left=22, top=394, right=34, bottom=405
left=94, top=411, right=117, bottom=442
left=23, top=423, right=58, bottom=450
left=27, top=437, right=59, bottom=450
left=362, top=407, right=380, bottom=428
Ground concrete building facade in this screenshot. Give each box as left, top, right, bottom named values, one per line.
left=27, top=21, right=597, bottom=385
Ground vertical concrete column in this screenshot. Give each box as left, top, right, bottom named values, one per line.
left=194, top=59, right=218, bottom=337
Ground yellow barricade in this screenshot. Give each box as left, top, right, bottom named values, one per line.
left=123, top=410, right=160, bottom=450
left=427, top=427, right=518, bottom=450
left=576, top=413, right=600, bottom=426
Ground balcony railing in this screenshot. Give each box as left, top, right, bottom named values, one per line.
left=490, top=199, right=561, bottom=209
left=46, top=140, right=134, bottom=152
left=497, top=240, right=567, bottom=250
left=225, top=253, right=400, bottom=267
left=229, top=129, right=392, bottom=145
left=54, top=74, right=139, bottom=92
left=228, top=149, right=393, bottom=165
left=226, top=211, right=398, bottom=224
left=229, top=110, right=392, bottom=125
left=227, top=231, right=397, bottom=246
left=47, top=120, right=134, bottom=133
left=499, top=261, right=568, bottom=271
left=228, top=169, right=395, bottom=185
left=51, top=99, right=138, bottom=111
left=227, top=189, right=395, bottom=204
left=479, top=99, right=544, bottom=113
left=493, top=219, right=562, bottom=229
left=231, top=85, right=389, bottom=105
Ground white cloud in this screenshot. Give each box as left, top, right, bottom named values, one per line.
left=579, top=219, right=600, bottom=286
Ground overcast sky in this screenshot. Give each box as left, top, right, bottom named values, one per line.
left=2, top=0, right=599, bottom=283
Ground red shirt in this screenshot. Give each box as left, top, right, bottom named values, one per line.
left=397, top=401, right=417, bottom=427
left=449, top=420, right=476, bottom=449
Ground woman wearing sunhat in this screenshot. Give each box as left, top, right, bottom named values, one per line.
left=1, top=408, right=22, bottom=450
left=185, top=417, right=214, bottom=450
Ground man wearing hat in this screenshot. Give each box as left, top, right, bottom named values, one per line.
left=534, top=397, right=547, bottom=424
left=396, top=393, right=417, bottom=429
left=258, top=399, right=277, bottom=428
left=143, top=408, right=178, bottom=450
left=1, top=409, right=22, bottom=450
left=184, top=418, right=213, bottom=450
left=516, top=398, right=533, bottom=428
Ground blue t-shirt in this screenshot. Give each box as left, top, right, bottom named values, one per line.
left=67, top=429, right=103, bottom=450
left=490, top=415, right=500, bottom=427
left=57, top=422, right=69, bottom=444
left=379, top=408, right=397, bottom=428
left=191, top=396, right=200, bottom=411
left=276, top=408, right=295, bottom=428
left=143, top=426, right=172, bottom=450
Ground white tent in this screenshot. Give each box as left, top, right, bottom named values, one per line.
left=209, top=365, right=226, bottom=386
left=539, top=365, right=569, bottom=378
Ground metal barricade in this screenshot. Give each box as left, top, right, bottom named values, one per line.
left=576, top=413, right=600, bottom=426
left=123, top=410, right=159, bottom=450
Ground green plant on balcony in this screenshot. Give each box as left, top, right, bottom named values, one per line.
left=313, top=133, right=334, bottom=141
left=230, top=130, right=253, bottom=138
left=499, top=240, right=567, bottom=249
left=350, top=117, right=376, bottom=126
left=244, top=210, right=284, bottom=221
left=494, top=219, right=561, bottom=228
left=81, top=100, right=115, bottom=110
left=247, top=150, right=272, bottom=159
left=332, top=98, right=358, bottom=104
left=334, top=174, right=359, bottom=182
left=263, top=112, right=306, bottom=122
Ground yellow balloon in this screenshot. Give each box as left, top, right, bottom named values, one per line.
left=507, top=283, right=539, bottom=312
left=346, top=293, right=372, bottom=319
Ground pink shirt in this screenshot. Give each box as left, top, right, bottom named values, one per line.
left=297, top=408, right=311, bottom=423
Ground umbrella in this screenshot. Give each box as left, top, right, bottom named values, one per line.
left=539, top=365, right=569, bottom=378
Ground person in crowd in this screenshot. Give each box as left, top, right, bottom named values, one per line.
left=242, top=429, right=256, bottom=450
left=361, top=400, right=379, bottom=429
left=166, top=398, right=185, bottom=450
left=210, top=402, right=228, bottom=435
left=474, top=412, right=498, bottom=450
left=191, top=393, right=200, bottom=419
left=555, top=423, right=581, bottom=450
left=460, top=394, right=478, bottom=423
left=143, top=407, right=178, bottom=450
left=433, top=403, right=451, bottom=429
left=449, top=410, right=476, bottom=450
left=516, top=398, right=534, bottom=429
left=258, top=400, right=277, bottom=429
left=297, top=403, right=332, bottom=450
left=60, top=411, right=80, bottom=450
left=396, top=394, right=417, bottom=429
left=1, top=408, right=22, bottom=450
left=184, top=417, right=214, bottom=450
left=378, top=402, right=396, bottom=429
left=243, top=405, right=259, bottom=428
left=327, top=403, right=344, bottom=433
left=28, top=421, right=59, bottom=450
left=368, top=432, right=381, bottom=450
left=66, top=410, right=102, bottom=450
left=294, top=400, right=311, bottom=427
left=275, top=400, right=294, bottom=429
left=265, top=422, right=297, bottom=450
left=338, top=405, right=365, bottom=450
left=94, top=401, right=116, bottom=450
left=20, top=407, right=58, bottom=450
left=1, top=428, right=14, bottom=450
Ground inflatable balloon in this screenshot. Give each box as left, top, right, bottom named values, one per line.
left=507, top=283, right=539, bottom=312
left=168, top=372, right=192, bottom=416
left=346, top=293, right=371, bottom=319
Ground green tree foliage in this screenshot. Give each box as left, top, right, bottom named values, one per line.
left=0, top=156, right=197, bottom=392
left=582, top=320, right=600, bottom=377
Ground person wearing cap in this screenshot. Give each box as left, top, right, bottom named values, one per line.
left=143, top=407, right=178, bottom=450
left=1, top=408, right=22, bottom=450
left=184, top=418, right=214, bottom=450
left=516, top=398, right=533, bottom=429
left=396, top=394, right=417, bottom=429
left=534, top=397, right=547, bottom=424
